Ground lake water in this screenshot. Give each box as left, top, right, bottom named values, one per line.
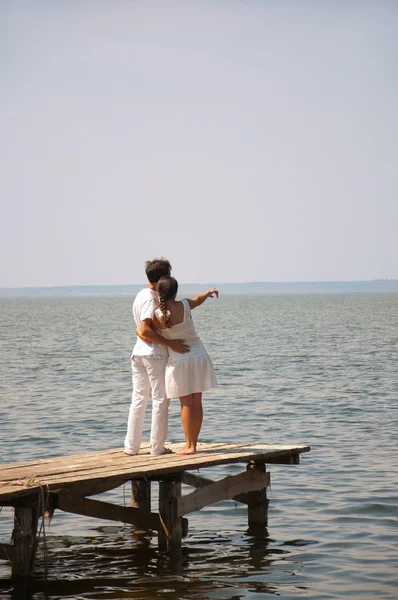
left=0, top=293, right=397, bottom=599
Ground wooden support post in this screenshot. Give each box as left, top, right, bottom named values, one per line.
left=246, top=462, right=269, bottom=532
left=158, top=476, right=182, bottom=553
left=131, top=479, right=151, bottom=512
left=11, top=495, right=41, bottom=579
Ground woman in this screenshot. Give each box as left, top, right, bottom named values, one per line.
left=140, top=276, right=218, bottom=455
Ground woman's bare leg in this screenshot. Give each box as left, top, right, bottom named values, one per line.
left=192, top=392, right=203, bottom=448
left=177, top=394, right=196, bottom=454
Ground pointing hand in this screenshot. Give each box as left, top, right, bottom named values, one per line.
left=208, top=288, right=219, bottom=298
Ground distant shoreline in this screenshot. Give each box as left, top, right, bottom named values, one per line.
left=0, top=280, right=397, bottom=297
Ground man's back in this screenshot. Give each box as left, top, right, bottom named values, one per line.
left=132, top=288, right=168, bottom=357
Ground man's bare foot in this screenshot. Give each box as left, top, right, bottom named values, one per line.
left=123, top=450, right=136, bottom=456
left=176, top=446, right=196, bottom=455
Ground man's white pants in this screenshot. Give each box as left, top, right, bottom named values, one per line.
left=124, top=355, right=169, bottom=455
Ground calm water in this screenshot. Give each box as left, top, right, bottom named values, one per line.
left=0, top=293, right=397, bottom=599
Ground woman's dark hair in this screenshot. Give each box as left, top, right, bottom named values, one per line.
left=145, top=258, right=171, bottom=284
left=157, top=276, right=178, bottom=328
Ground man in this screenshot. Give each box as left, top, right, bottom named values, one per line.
left=124, top=258, right=189, bottom=455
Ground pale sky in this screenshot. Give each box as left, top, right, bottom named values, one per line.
left=1, top=0, right=397, bottom=287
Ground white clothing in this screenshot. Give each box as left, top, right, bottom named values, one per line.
left=125, top=287, right=168, bottom=456
left=132, top=288, right=167, bottom=358
left=124, top=355, right=169, bottom=455
left=155, top=299, right=217, bottom=398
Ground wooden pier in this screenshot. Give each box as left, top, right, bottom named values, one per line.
left=0, top=441, right=310, bottom=579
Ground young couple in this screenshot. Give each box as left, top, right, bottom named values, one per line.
left=124, top=258, right=218, bottom=456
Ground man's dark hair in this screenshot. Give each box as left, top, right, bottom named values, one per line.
left=145, top=258, right=172, bottom=284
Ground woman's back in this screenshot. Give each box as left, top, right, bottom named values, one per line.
left=156, top=299, right=206, bottom=360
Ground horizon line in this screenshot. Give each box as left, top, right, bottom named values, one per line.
left=1, top=278, right=397, bottom=290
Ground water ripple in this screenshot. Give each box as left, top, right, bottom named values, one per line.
left=1, top=293, right=397, bottom=599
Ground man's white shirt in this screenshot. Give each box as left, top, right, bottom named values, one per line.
left=132, top=288, right=168, bottom=357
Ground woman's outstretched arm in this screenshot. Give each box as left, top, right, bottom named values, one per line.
left=188, top=288, right=219, bottom=310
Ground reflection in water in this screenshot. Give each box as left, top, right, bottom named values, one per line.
left=1, top=525, right=305, bottom=599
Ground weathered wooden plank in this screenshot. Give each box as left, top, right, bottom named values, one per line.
left=55, top=492, right=189, bottom=536
left=0, top=443, right=234, bottom=482
left=182, top=471, right=250, bottom=505
left=53, top=477, right=133, bottom=499
left=180, top=473, right=267, bottom=508
left=1, top=444, right=309, bottom=503
left=1, top=453, right=188, bottom=500
left=3, top=472, right=252, bottom=507
left=0, top=441, right=242, bottom=472
left=159, top=477, right=182, bottom=552
left=0, top=445, right=151, bottom=471
left=0, top=454, right=217, bottom=491
left=0, top=446, right=242, bottom=501
left=1, top=477, right=132, bottom=503
left=0, top=443, right=306, bottom=483
left=0, top=543, right=15, bottom=562
left=0, top=453, right=144, bottom=482
left=2, top=443, right=308, bottom=487
left=56, top=494, right=160, bottom=531
left=0, top=444, right=306, bottom=486
left=181, top=472, right=214, bottom=488
left=177, top=470, right=270, bottom=517
left=0, top=442, right=231, bottom=476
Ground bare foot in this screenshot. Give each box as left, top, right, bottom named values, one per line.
left=176, top=446, right=196, bottom=455
left=123, top=450, right=136, bottom=456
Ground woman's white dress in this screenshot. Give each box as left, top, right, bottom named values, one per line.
left=155, top=298, right=217, bottom=398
